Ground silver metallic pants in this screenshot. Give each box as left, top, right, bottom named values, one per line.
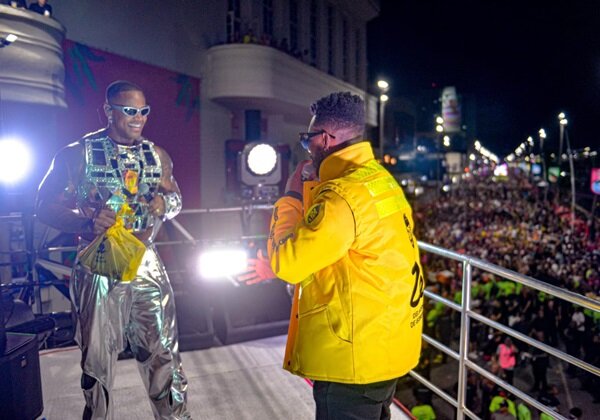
left=70, top=246, right=190, bottom=419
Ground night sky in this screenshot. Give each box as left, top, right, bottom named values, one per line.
left=367, top=1, right=600, bottom=156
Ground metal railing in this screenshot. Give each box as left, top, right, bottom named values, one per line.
left=414, top=241, right=600, bottom=420
left=3, top=207, right=600, bottom=419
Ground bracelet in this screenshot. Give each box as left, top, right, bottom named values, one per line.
left=158, top=192, right=182, bottom=220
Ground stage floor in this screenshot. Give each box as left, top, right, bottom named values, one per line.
left=39, top=334, right=407, bottom=419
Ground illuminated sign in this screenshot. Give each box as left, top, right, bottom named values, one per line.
left=591, top=168, right=600, bottom=195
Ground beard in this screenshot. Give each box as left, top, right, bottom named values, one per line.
left=311, top=144, right=329, bottom=175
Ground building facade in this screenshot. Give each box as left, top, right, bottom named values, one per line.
left=3, top=0, right=380, bottom=240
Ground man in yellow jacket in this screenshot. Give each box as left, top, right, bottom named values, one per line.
left=268, top=91, right=424, bottom=419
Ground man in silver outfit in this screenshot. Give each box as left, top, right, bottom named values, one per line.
left=37, top=80, right=191, bottom=419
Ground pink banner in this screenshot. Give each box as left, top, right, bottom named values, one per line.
left=59, top=40, right=201, bottom=207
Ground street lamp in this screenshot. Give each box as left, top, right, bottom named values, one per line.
left=557, top=113, right=575, bottom=229
left=539, top=128, right=548, bottom=200
left=377, top=80, right=389, bottom=159
left=434, top=116, right=445, bottom=192
left=560, top=117, right=577, bottom=231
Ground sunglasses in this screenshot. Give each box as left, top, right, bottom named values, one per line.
left=298, top=130, right=335, bottom=151
left=109, top=104, right=151, bottom=117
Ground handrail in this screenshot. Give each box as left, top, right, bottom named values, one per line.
left=418, top=242, right=600, bottom=313
left=414, top=241, right=597, bottom=420
left=2, top=207, right=598, bottom=419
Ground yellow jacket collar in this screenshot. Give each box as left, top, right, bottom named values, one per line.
left=319, top=141, right=374, bottom=182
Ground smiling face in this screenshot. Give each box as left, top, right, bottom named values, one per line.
left=105, top=90, right=148, bottom=145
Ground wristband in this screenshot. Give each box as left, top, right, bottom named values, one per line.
left=158, top=192, right=182, bottom=220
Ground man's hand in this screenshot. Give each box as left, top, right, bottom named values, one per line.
left=285, top=160, right=313, bottom=195
left=93, top=208, right=117, bottom=235
left=236, top=249, right=276, bottom=285
left=148, top=195, right=166, bottom=219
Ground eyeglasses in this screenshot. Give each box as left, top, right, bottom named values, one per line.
left=298, top=130, right=335, bottom=151
left=109, top=104, right=151, bottom=117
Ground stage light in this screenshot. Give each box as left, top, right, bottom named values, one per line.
left=0, top=138, right=32, bottom=185
left=246, top=143, right=277, bottom=176
left=240, top=142, right=282, bottom=200
left=0, top=33, right=18, bottom=48
left=198, top=248, right=248, bottom=280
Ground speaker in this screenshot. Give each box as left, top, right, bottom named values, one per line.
left=212, top=280, right=291, bottom=345
left=174, top=282, right=218, bottom=351
left=0, top=333, right=43, bottom=420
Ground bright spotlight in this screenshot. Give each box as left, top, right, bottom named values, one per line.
left=377, top=80, right=389, bottom=90
left=0, top=138, right=32, bottom=185
left=435, top=125, right=444, bottom=133
left=246, top=143, right=277, bottom=176
left=380, top=94, right=389, bottom=102
left=240, top=142, right=282, bottom=200
left=436, top=116, right=444, bottom=125
left=198, top=248, right=248, bottom=280
left=558, top=112, right=566, bottom=120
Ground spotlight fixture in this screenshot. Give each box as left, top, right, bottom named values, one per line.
left=0, top=33, right=18, bottom=48
left=239, top=142, right=282, bottom=200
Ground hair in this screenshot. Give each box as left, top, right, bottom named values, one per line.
left=569, top=407, right=582, bottom=419
left=105, top=80, right=143, bottom=103
left=310, top=91, right=365, bottom=135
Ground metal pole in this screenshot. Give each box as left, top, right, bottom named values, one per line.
left=557, top=123, right=565, bottom=202
left=456, top=261, right=472, bottom=420
left=565, top=129, right=576, bottom=231
left=541, top=135, right=548, bottom=202
left=378, top=99, right=385, bottom=159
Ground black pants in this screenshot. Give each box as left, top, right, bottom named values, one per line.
left=312, top=378, right=398, bottom=420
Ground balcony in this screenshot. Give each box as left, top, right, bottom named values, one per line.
left=203, top=44, right=378, bottom=126
left=0, top=5, right=66, bottom=107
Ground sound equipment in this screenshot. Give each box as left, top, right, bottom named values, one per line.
left=174, top=282, right=218, bottom=351
left=212, top=280, right=291, bottom=345
left=0, top=333, right=43, bottom=420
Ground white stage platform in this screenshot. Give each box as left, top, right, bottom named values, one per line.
left=39, top=334, right=409, bottom=419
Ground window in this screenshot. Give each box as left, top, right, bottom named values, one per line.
left=327, top=5, right=334, bottom=75
left=309, top=0, right=318, bottom=66
left=309, top=0, right=319, bottom=66
left=342, top=19, right=348, bottom=80
left=263, top=0, right=274, bottom=36
left=355, top=29, right=361, bottom=84
left=226, top=0, right=241, bottom=43
left=290, top=0, right=299, bottom=53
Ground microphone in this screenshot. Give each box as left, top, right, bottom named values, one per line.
left=301, top=162, right=316, bottom=181
left=138, top=183, right=154, bottom=202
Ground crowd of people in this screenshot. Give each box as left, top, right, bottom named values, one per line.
left=409, top=170, right=599, bottom=419
left=2, top=0, right=52, bottom=17
left=224, top=27, right=317, bottom=66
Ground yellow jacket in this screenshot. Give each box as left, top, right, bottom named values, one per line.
left=268, top=141, right=424, bottom=384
